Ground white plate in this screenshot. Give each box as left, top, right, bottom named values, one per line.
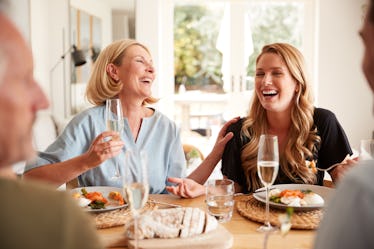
left=71, top=186, right=127, bottom=212
left=253, top=184, right=334, bottom=211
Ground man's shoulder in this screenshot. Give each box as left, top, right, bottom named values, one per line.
left=0, top=178, right=103, bottom=249
left=344, top=160, right=374, bottom=188
left=0, top=178, right=71, bottom=203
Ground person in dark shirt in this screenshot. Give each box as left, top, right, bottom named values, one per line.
left=167, top=43, right=356, bottom=197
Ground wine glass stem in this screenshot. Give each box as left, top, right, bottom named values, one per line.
left=265, top=186, right=270, bottom=227
left=115, top=160, right=119, bottom=176
left=134, top=212, right=139, bottom=249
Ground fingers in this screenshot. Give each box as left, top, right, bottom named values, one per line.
left=166, top=184, right=185, bottom=197
left=95, top=131, right=120, bottom=143
left=165, top=186, right=178, bottom=195
left=221, top=131, right=234, bottom=145
left=166, top=178, right=189, bottom=198
left=219, top=117, right=240, bottom=136
left=167, top=177, right=184, bottom=184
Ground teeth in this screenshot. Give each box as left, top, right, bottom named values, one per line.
left=140, top=78, right=152, bottom=83
left=262, top=90, right=277, bottom=95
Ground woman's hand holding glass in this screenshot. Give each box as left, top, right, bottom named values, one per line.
left=83, top=131, right=124, bottom=169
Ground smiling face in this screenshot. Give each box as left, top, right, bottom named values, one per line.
left=115, top=45, right=155, bottom=102
left=255, top=52, right=298, bottom=114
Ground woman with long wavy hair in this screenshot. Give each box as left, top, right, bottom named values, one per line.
left=167, top=43, right=356, bottom=197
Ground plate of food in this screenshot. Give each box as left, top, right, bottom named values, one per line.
left=71, top=186, right=127, bottom=212
left=253, top=184, right=334, bottom=211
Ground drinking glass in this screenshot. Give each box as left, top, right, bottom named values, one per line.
left=360, top=139, right=374, bottom=160
left=105, top=98, right=124, bottom=180
left=206, top=179, right=235, bottom=223
left=123, top=149, right=149, bottom=249
left=257, top=134, right=279, bottom=232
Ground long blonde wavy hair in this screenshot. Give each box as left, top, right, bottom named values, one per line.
left=241, top=43, right=320, bottom=192
left=86, top=39, right=158, bottom=106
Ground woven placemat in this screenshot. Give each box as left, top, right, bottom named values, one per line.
left=92, top=200, right=157, bottom=229
left=236, top=195, right=323, bottom=230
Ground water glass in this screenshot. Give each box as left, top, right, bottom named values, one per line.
left=206, top=179, right=235, bottom=223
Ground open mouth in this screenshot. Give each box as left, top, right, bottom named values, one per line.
left=262, top=89, right=278, bottom=97
left=140, top=77, right=152, bottom=84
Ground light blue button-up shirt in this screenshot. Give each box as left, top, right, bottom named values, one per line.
left=25, top=106, right=186, bottom=194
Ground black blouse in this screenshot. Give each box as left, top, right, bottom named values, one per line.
left=221, top=108, right=353, bottom=193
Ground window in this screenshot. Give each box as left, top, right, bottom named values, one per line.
left=174, top=0, right=315, bottom=94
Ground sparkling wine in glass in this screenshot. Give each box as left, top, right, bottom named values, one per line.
left=105, top=98, right=124, bottom=180
left=257, top=134, right=279, bottom=233
left=123, top=149, right=149, bottom=249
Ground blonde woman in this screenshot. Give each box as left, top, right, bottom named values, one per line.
left=24, top=39, right=185, bottom=193
left=167, top=43, right=357, bottom=197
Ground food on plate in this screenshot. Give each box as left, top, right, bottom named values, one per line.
left=126, top=207, right=218, bottom=239
left=269, top=188, right=324, bottom=207
left=72, top=188, right=125, bottom=210
left=108, top=191, right=125, bottom=205
left=305, top=160, right=317, bottom=173
left=81, top=188, right=108, bottom=209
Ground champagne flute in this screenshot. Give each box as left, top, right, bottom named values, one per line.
left=105, top=98, right=124, bottom=180
left=257, top=134, right=279, bottom=233
left=123, top=149, right=149, bottom=249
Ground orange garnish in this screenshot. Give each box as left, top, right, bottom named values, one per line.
left=280, top=189, right=304, bottom=199
left=84, top=191, right=108, bottom=204
left=109, top=191, right=125, bottom=205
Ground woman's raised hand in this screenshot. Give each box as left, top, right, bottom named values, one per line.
left=83, top=131, right=125, bottom=168
left=166, top=177, right=205, bottom=198
left=211, top=117, right=240, bottom=157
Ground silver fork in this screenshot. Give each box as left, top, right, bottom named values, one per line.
left=315, top=154, right=353, bottom=172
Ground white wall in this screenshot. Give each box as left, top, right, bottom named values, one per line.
left=70, top=0, right=112, bottom=47
left=29, top=0, right=121, bottom=119
left=30, top=0, right=70, bottom=118
left=7, top=0, right=30, bottom=42
left=318, top=0, right=373, bottom=149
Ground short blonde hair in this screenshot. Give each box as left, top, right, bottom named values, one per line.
left=86, top=39, right=158, bottom=106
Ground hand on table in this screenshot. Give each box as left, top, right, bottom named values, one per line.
left=166, top=177, right=205, bottom=198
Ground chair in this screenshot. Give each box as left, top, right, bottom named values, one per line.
left=183, top=144, right=204, bottom=161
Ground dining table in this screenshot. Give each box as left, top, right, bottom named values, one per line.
left=97, top=193, right=319, bottom=249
